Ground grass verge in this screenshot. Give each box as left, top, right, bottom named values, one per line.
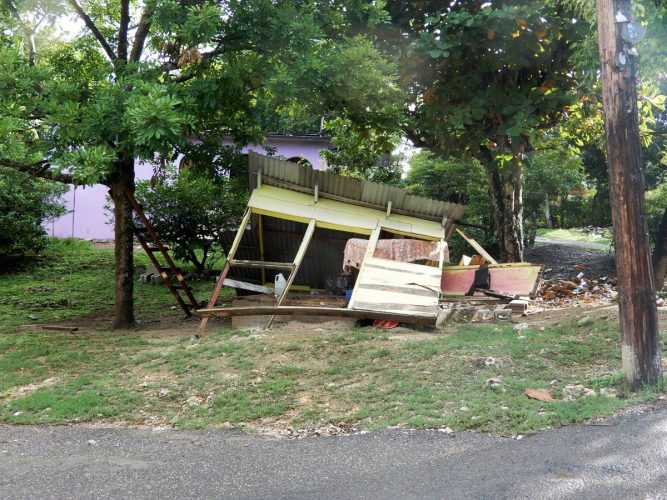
left=1, top=240, right=665, bottom=436
left=536, top=228, right=613, bottom=246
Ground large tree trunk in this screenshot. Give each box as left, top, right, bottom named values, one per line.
left=597, top=0, right=661, bottom=388
left=109, top=158, right=136, bottom=328
left=653, top=208, right=667, bottom=291
left=484, top=157, right=524, bottom=262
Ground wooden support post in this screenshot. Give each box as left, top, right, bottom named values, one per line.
left=596, top=0, right=661, bottom=388
left=347, top=225, right=382, bottom=309
left=386, top=200, right=392, bottom=219
left=257, top=169, right=262, bottom=189
left=456, top=228, right=497, bottom=264
left=258, top=214, right=266, bottom=286
left=444, top=220, right=457, bottom=242
left=438, top=237, right=446, bottom=270
left=199, top=208, right=251, bottom=333
left=314, top=183, right=319, bottom=203
left=264, top=219, right=316, bottom=329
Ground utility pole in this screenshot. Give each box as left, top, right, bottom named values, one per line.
left=596, top=0, right=661, bottom=388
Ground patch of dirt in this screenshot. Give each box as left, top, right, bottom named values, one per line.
left=0, top=377, right=57, bottom=402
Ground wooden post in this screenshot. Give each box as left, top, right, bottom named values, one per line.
left=264, top=219, right=316, bottom=329
left=258, top=214, right=266, bottom=287
left=596, top=0, right=661, bottom=388
left=456, top=228, right=497, bottom=265
left=347, top=225, right=382, bottom=309
left=199, top=208, right=251, bottom=333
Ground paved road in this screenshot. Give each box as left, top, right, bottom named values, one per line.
left=2, top=402, right=667, bottom=499
left=534, top=236, right=612, bottom=251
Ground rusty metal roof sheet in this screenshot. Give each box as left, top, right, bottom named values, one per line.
left=248, top=152, right=466, bottom=222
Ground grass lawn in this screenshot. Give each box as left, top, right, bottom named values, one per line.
left=1, top=239, right=665, bottom=436
left=536, top=228, right=613, bottom=246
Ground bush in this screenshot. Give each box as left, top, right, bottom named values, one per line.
left=134, top=167, right=248, bottom=276
left=0, top=167, right=67, bottom=256
left=646, top=183, right=667, bottom=247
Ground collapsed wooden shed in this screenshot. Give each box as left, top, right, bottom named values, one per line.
left=199, top=153, right=466, bottom=329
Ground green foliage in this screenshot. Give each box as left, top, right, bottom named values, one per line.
left=0, top=168, right=67, bottom=256
left=134, top=166, right=248, bottom=275
left=523, top=150, right=587, bottom=240
left=646, top=183, right=667, bottom=248
left=386, top=1, right=588, bottom=158
left=405, top=151, right=496, bottom=259
left=322, top=117, right=403, bottom=184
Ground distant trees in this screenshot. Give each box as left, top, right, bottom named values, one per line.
left=382, top=0, right=589, bottom=261
left=0, top=168, right=66, bottom=257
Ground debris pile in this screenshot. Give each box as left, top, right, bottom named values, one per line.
left=536, top=263, right=617, bottom=308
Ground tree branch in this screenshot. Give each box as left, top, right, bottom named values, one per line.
left=3, top=0, right=36, bottom=65
left=130, top=5, right=154, bottom=62
left=67, top=0, right=117, bottom=61
left=117, top=0, right=130, bottom=61
left=0, top=159, right=75, bottom=184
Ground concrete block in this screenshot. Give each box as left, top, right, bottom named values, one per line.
left=472, top=308, right=494, bottom=322
left=494, top=309, right=511, bottom=320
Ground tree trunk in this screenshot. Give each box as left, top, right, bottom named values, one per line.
left=545, top=194, right=553, bottom=229
left=484, top=159, right=524, bottom=262
left=109, top=158, right=136, bottom=328
left=596, top=0, right=661, bottom=388
left=653, top=208, right=667, bottom=291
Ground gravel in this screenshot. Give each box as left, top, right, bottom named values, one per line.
left=525, top=242, right=616, bottom=282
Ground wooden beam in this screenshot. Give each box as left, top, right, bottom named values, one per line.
left=199, top=208, right=251, bottom=332
left=229, top=259, right=295, bottom=270
left=456, top=228, right=497, bottom=264
left=223, top=279, right=272, bottom=294
left=197, top=306, right=436, bottom=325
left=258, top=214, right=266, bottom=286
left=265, top=219, right=316, bottom=329
left=347, top=226, right=381, bottom=310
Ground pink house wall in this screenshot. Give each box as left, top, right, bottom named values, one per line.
left=50, top=136, right=330, bottom=239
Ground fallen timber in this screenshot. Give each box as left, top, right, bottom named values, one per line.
left=197, top=306, right=436, bottom=326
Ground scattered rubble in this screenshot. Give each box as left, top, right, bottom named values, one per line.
left=537, top=274, right=618, bottom=309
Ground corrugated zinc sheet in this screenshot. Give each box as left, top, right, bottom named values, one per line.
left=248, top=152, right=466, bottom=221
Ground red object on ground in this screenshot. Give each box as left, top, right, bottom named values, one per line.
left=373, top=320, right=399, bottom=329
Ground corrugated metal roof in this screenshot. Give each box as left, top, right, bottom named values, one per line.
left=248, top=152, right=466, bottom=222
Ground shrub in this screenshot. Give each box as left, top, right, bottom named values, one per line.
left=134, top=167, right=248, bottom=276
left=0, top=167, right=67, bottom=256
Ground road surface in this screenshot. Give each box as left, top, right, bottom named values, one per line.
left=1, top=401, right=666, bottom=499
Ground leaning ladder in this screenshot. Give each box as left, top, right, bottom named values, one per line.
left=125, top=191, right=199, bottom=317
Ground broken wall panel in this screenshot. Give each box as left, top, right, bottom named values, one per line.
left=441, top=263, right=542, bottom=297
left=349, top=256, right=441, bottom=317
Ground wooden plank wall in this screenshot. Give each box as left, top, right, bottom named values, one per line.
left=349, top=256, right=440, bottom=317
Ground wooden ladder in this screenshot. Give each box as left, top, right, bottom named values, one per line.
left=125, top=191, right=199, bottom=317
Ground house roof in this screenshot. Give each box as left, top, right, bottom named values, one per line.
left=248, top=152, right=466, bottom=223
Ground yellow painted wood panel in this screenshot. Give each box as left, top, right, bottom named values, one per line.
left=350, top=256, right=440, bottom=317
left=249, top=186, right=444, bottom=239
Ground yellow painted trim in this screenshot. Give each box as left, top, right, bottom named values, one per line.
left=316, top=221, right=372, bottom=235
